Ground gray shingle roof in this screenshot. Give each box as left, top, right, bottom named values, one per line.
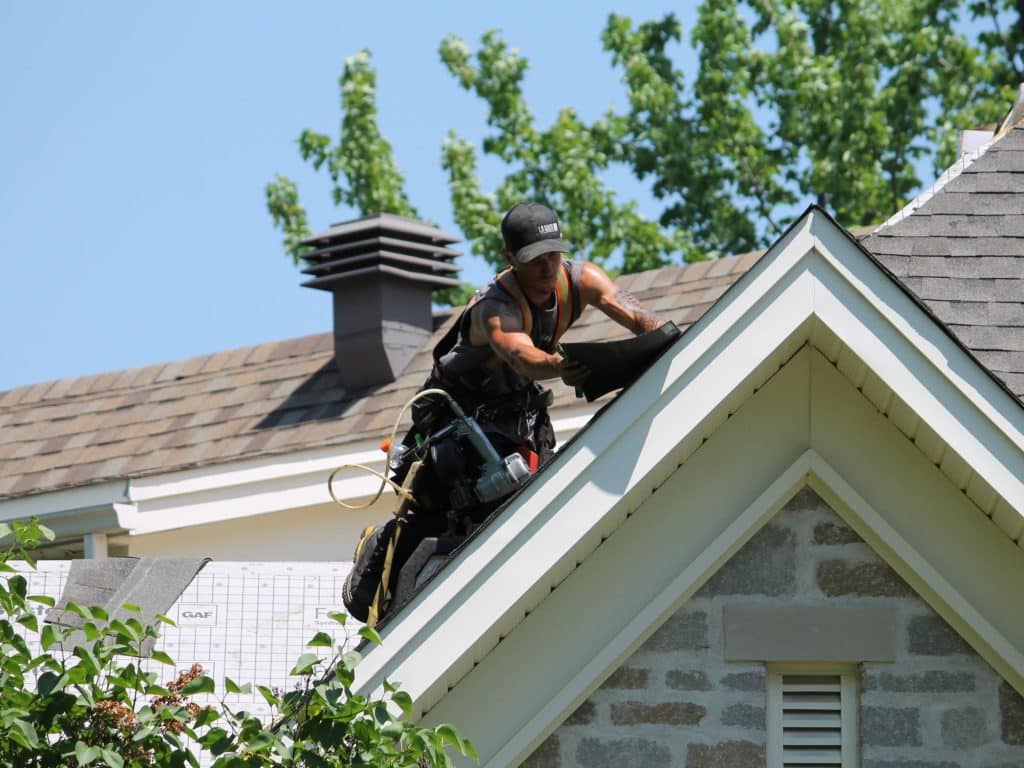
left=0, top=253, right=759, bottom=500
left=862, top=124, right=1024, bottom=396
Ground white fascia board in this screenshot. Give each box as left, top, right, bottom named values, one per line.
left=353, top=244, right=820, bottom=705
left=118, top=409, right=600, bottom=536
left=353, top=208, right=1024, bottom=716
left=0, top=481, right=127, bottom=524
left=803, top=214, right=1024, bottom=515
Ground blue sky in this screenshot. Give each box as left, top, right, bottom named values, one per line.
left=3, top=2, right=974, bottom=393
left=1, top=2, right=708, bottom=392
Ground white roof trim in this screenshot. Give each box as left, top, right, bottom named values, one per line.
left=872, top=132, right=997, bottom=232
left=353, top=208, right=1024, bottom=737
left=1, top=408, right=598, bottom=538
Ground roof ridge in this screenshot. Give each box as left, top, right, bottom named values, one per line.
left=872, top=133, right=1001, bottom=234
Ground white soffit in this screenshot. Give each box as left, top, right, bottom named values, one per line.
left=353, top=208, right=1024, bottom=740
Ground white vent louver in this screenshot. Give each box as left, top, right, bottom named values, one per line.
left=780, top=674, right=843, bottom=766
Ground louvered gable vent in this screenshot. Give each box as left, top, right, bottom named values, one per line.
left=769, top=670, right=857, bottom=768
left=781, top=674, right=842, bottom=765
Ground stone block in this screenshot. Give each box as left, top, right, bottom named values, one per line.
left=907, top=616, right=974, bottom=656
left=861, top=670, right=976, bottom=693
left=1000, top=681, right=1024, bottom=745
left=610, top=701, right=707, bottom=726
left=720, top=671, right=766, bottom=691
left=666, top=670, right=712, bottom=691
left=816, top=560, right=915, bottom=597
left=813, top=520, right=862, bottom=545
left=643, top=611, right=708, bottom=652
left=601, top=666, right=649, bottom=690
left=577, top=737, right=671, bottom=768
left=565, top=700, right=596, bottom=726
left=785, top=486, right=826, bottom=511
left=941, top=707, right=987, bottom=748
left=721, top=703, right=765, bottom=730
left=521, top=734, right=560, bottom=768
left=685, top=740, right=762, bottom=768
left=862, top=707, right=922, bottom=746
left=696, top=523, right=796, bottom=597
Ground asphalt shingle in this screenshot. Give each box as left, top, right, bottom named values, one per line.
left=862, top=124, right=1024, bottom=397
left=0, top=257, right=758, bottom=500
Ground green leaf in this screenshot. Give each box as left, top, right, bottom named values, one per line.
left=28, top=593, right=55, bottom=607
left=74, top=740, right=101, bottom=766
left=256, top=685, right=279, bottom=707
left=180, top=675, right=216, bottom=696
left=10, top=718, right=40, bottom=749
left=435, top=723, right=461, bottom=747
left=120, top=602, right=141, bottom=613
left=224, top=676, right=252, bottom=695
left=150, top=650, right=175, bottom=666
left=326, top=610, right=347, bottom=626
left=195, top=706, right=219, bottom=728
left=99, top=747, right=124, bottom=768
left=40, top=623, right=59, bottom=650
left=17, top=611, right=38, bottom=632
left=392, top=690, right=413, bottom=715
left=72, top=644, right=100, bottom=675
left=358, top=625, right=383, bottom=646
left=290, top=653, right=320, bottom=676
left=154, top=612, right=177, bottom=627
left=306, top=631, right=333, bottom=648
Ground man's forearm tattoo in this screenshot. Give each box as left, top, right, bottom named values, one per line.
left=613, top=289, right=664, bottom=335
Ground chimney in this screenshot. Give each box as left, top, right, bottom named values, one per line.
left=300, top=213, right=461, bottom=389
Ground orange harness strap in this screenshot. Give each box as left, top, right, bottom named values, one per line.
left=481, top=264, right=574, bottom=378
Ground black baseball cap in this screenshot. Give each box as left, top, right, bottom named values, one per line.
left=501, top=202, right=572, bottom=263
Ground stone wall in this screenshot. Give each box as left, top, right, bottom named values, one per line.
left=521, top=487, right=1024, bottom=768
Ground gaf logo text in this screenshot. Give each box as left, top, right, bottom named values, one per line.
left=177, top=605, right=218, bottom=625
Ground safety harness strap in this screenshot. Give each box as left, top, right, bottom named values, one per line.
left=480, top=263, right=574, bottom=377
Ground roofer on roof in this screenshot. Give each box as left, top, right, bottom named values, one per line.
left=343, top=201, right=665, bottom=624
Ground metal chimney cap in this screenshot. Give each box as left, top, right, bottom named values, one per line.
left=302, top=213, right=460, bottom=248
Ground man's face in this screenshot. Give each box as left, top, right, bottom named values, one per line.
left=514, top=251, right=562, bottom=295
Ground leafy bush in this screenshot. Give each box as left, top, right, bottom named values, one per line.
left=0, top=519, right=476, bottom=767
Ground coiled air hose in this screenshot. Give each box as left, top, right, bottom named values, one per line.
left=326, top=388, right=465, bottom=512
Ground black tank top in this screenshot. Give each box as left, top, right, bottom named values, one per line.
left=436, top=259, right=585, bottom=399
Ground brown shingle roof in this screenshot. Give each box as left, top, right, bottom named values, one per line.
left=862, top=123, right=1024, bottom=397
left=0, top=255, right=757, bottom=500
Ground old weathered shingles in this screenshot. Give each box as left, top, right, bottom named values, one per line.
left=0, top=254, right=756, bottom=500
left=862, top=123, right=1024, bottom=397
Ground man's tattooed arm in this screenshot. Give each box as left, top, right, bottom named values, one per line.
left=610, top=288, right=665, bottom=335
left=581, top=262, right=667, bottom=336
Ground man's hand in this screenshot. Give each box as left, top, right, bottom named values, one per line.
left=557, top=357, right=590, bottom=387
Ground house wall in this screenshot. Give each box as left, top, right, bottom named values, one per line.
left=523, top=487, right=1024, bottom=768
left=120, top=499, right=387, bottom=561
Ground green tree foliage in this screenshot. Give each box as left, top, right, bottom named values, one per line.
left=438, top=31, right=689, bottom=273
left=266, top=50, right=417, bottom=265
left=268, top=2, right=1023, bottom=281
left=604, top=0, right=1021, bottom=257
left=0, top=520, right=475, bottom=767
